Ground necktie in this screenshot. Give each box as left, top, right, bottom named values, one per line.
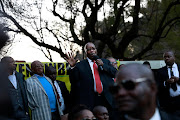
left=52, top=82, right=61, bottom=106
left=93, top=61, right=103, bottom=94
left=170, top=67, right=177, bottom=91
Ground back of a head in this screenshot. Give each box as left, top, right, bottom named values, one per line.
left=143, top=61, right=151, bottom=69
left=1, top=56, right=12, bottom=63
left=0, top=25, right=9, bottom=50
left=68, top=104, right=91, bottom=120
left=117, top=63, right=155, bottom=82
left=0, top=25, right=13, bottom=118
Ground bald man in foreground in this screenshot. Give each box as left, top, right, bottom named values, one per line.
left=110, top=63, right=179, bottom=120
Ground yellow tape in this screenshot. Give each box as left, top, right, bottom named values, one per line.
left=15, top=62, right=71, bottom=92
left=15, top=61, right=121, bottom=91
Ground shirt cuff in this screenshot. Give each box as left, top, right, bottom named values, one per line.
left=164, top=81, right=166, bottom=87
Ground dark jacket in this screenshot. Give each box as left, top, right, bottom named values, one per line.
left=69, top=58, right=117, bottom=110
left=156, top=65, right=180, bottom=111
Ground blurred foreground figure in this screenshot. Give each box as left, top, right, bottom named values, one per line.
left=0, top=25, right=14, bottom=119
left=1, top=56, right=29, bottom=120
left=110, top=63, right=179, bottom=120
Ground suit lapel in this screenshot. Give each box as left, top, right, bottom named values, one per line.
left=15, top=72, right=22, bottom=89
left=163, top=66, right=169, bottom=79
left=85, top=59, right=94, bottom=77
left=177, top=64, right=180, bottom=76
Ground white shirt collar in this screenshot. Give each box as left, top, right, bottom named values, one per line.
left=150, top=108, right=161, bottom=120
left=167, top=63, right=177, bottom=68
left=87, top=57, right=93, bottom=63
left=8, top=71, right=17, bottom=89
left=124, top=108, right=161, bottom=120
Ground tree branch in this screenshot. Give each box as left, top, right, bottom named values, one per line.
left=1, top=11, right=66, bottom=57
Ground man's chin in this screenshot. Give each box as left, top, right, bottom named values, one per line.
left=117, top=103, right=134, bottom=113
left=118, top=106, right=132, bottom=113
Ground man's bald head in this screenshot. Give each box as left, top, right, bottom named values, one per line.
left=31, top=60, right=44, bottom=76
left=114, top=63, right=157, bottom=120
left=117, top=63, right=155, bottom=83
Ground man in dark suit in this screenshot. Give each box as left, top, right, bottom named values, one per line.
left=65, top=42, right=117, bottom=110
left=156, top=51, right=180, bottom=115
left=1, top=56, right=29, bottom=120
left=45, top=65, right=70, bottom=114
left=110, top=63, right=179, bottom=120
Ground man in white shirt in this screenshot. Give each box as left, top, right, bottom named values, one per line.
left=1, top=56, right=29, bottom=120
left=110, top=63, right=179, bottom=120
left=157, top=51, right=180, bottom=115
left=65, top=42, right=117, bottom=112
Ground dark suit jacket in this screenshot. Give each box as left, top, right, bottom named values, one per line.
left=156, top=65, right=180, bottom=110
left=69, top=58, right=117, bottom=110
left=57, top=80, right=70, bottom=114
left=0, top=64, right=13, bottom=118
left=160, top=109, right=180, bottom=120
left=14, top=71, right=29, bottom=114
left=113, top=109, right=180, bottom=120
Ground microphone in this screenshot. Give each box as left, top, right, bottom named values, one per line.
left=93, top=55, right=103, bottom=70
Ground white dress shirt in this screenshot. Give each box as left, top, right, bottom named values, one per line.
left=54, top=80, right=65, bottom=111
left=125, top=108, right=161, bottom=120
left=149, top=108, right=161, bottom=120
left=167, top=63, right=180, bottom=97
left=8, top=71, right=17, bottom=89
left=87, top=57, right=103, bottom=92
left=150, top=108, right=161, bottom=120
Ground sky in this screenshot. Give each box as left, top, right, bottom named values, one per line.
left=6, top=34, right=65, bottom=62
left=3, top=0, right=145, bottom=62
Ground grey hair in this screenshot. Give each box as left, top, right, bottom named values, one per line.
left=84, top=42, right=94, bottom=54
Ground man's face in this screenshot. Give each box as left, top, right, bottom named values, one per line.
left=114, top=71, right=152, bottom=114
left=47, top=68, right=57, bottom=81
left=163, top=52, right=175, bottom=66
left=77, top=109, right=96, bottom=120
left=95, top=107, right=109, bottom=120
left=31, top=61, right=44, bottom=75
left=5, top=57, right=16, bottom=72
left=108, top=58, right=118, bottom=69
left=86, top=43, right=97, bottom=60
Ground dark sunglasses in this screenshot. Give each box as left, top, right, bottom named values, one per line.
left=110, top=62, right=117, bottom=64
left=109, top=78, right=148, bottom=94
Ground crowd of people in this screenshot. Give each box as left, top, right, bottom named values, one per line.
left=1, top=24, right=180, bottom=120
